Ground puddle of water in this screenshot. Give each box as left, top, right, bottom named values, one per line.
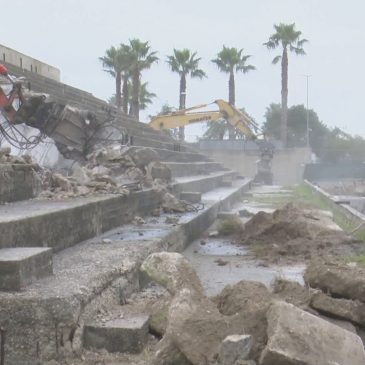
left=184, top=238, right=305, bottom=296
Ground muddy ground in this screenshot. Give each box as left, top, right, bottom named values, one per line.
left=235, top=202, right=364, bottom=264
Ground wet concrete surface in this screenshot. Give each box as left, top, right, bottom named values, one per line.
left=184, top=237, right=305, bottom=296
left=183, top=184, right=305, bottom=296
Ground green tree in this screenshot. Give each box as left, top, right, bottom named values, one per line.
left=128, top=39, right=159, bottom=120
left=263, top=103, right=327, bottom=155
left=264, top=23, right=308, bottom=146
left=167, top=48, right=206, bottom=140
left=100, top=45, right=132, bottom=112
left=212, top=46, right=255, bottom=139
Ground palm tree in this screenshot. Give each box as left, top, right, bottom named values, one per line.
left=100, top=46, right=123, bottom=109
left=128, top=39, right=158, bottom=120
left=167, top=49, right=206, bottom=140
left=212, top=46, right=255, bottom=139
left=100, top=45, right=132, bottom=112
left=127, top=81, right=156, bottom=114
left=264, top=23, right=308, bottom=146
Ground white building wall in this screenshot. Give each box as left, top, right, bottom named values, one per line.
left=0, top=44, right=60, bottom=81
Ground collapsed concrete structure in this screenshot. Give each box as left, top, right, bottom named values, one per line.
left=0, top=63, right=257, bottom=364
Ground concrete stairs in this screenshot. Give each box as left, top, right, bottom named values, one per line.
left=0, top=63, right=254, bottom=363
left=0, top=176, right=251, bottom=364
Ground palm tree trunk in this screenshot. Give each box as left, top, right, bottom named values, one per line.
left=178, top=73, right=187, bottom=141
left=122, top=74, right=129, bottom=114
left=281, top=47, right=288, bottom=147
left=116, top=71, right=122, bottom=109
left=131, top=70, right=140, bottom=120
left=228, top=71, right=235, bottom=106
left=228, top=71, right=235, bottom=140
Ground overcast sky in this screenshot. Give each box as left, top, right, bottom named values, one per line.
left=3, top=0, right=365, bottom=140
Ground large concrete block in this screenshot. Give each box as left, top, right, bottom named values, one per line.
left=311, top=292, right=365, bottom=327
left=0, top=247, right=53, bottom=291
left=260, top=301, right=365, bottom=365
left=83, top=315, right=149, bottom=353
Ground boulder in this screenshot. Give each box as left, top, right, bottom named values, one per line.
left=153, top=336, right=192, bottom=365
left=311, top=292, right=365, bottom=326
left=272, top=278, right=314, bottom=311
left=162, top=192, right=187, bottom=213
left=166, top=288, right=244, bottom=365
left=260, top=301, right=365, bottom=365
left=305, top=260, right=365, bottom=302
left=215, top=281, right=272, bottom=360
left=149, top=300, right=170, bottom=337
left=51, top=173, right=73, bottom=191
left=219, top=334, right=252, bottom=365
left=140, top=252, right=204, bottom=296
left=126, top=147, right=159, bottom=170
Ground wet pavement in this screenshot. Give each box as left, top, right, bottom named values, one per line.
left=183, top=184, right=306, bottom=296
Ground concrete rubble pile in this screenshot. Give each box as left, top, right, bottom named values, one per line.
left=139, top=251, right=365, bottom=365
left=0, top=146, right=35, bottom=165
left=237, top=202, right=364, bottom=263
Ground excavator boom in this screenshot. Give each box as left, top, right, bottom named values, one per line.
left=149, top=99, right=274, bottom=184
left=149, top=99, right=260, bottom=140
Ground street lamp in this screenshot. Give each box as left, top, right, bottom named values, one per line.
left=304, top=75, right=311, bottom=148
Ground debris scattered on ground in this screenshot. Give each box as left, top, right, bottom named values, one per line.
left=26, top=144, right=192, bottom=212
left=162, top=192, right=194, bottom=213
left=214, top=258, right=229, bottom=266
left=0, top=147, right=37, bottom=165
left=237, top=202, right=363, bottom=264
left=138, top=252, right=365, bottom=364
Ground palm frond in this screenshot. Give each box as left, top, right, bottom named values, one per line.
left=272, top=55, right=282, bottom=64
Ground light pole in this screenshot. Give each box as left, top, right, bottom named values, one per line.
left=304, top=75, right=311, bottom=148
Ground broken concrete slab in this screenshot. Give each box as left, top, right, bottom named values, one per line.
left=180, top=191, right=202, bottom=204
left=219, top=334, right=252, bottom=365
left=305, top=260, right=365, bottom=302
left=140, top=252, right=204, bottom=295
left=215, top=280, right=272, bottom=360
left=0, top=247, right=52, bottom=291
left=165, top=288, right=244, bottom=365
left=83, top=315, right=149, bottom=353
left=311, top=292, right=365, bottom=326
left=260, top=301, right=365, bottom=365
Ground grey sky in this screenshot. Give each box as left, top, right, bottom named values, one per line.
left=3, top=0, right=365, bottom=140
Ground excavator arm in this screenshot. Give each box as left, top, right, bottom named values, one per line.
left=150, top=99, right=274, bottom=184
left=149, top=99, right=260, bottom=140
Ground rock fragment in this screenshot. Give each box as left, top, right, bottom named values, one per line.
left=219, top=334, right=252, bottom=365
left=260, top=301, right=365, bottom=365
left=140, top=252, right=204, bottom=295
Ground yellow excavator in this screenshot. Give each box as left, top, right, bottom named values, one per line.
left=149, top=99, right=274, bottom=184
